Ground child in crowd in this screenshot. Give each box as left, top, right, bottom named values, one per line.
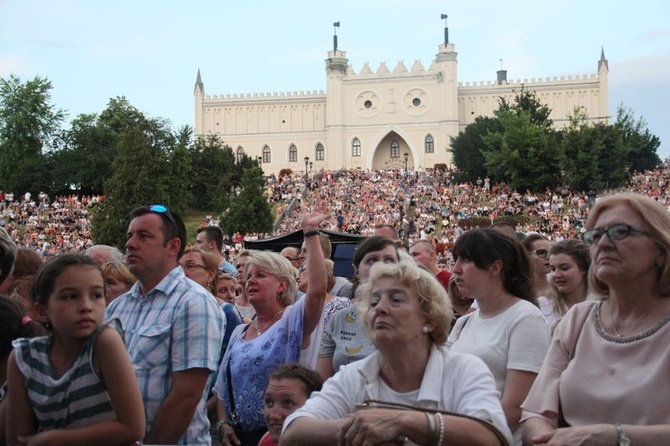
left=5, top=253, right=145, bottom=446
left=0, top=295, right=46, bottom=442
left=258, top=364, right=323, bottom=446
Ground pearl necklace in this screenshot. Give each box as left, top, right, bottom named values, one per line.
left=253, top=309, right=285, bottom=335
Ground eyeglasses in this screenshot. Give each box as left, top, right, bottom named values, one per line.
left=581, top=224, right=651, bottom=245
left=531, top=249, right=549, bottom=259
left=181, top=262, right=209, bottom=271
left=149, top=204, right=179, bottom=232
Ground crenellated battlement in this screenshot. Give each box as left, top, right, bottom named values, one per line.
left=457, top=73, right=598, bottom=88
left=344, top=59, right=434, bottom=78
left=204, top=90, right=326, bottom=100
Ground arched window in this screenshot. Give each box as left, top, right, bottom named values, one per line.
left=262, top=145, right=271, bottom=163
left=315, top=143, right=325, bottom=161
left=352, top=138, right=361, bottom=157
left=289, top=144, right=297, bottom=162
left=390, top=140, right=400, bottom=158
left=425, top=134, right=434, bottom=153
left=236, top=146, right=245, bottom=163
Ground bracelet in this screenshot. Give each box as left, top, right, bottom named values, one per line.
left=615, top=424, right=631, bottom=446
left=434, top=412, right=444, bottom=446
left=303, top=230, right=320, bottom=238
left=216, top=419, right=235, bottom=438
left=425, top=411, right=436, bottom=446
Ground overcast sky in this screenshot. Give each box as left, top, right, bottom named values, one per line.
left=1, top=0, right=669, bottom=159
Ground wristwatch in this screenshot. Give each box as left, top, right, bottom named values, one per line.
left=615, top=424, right=631, bottom=446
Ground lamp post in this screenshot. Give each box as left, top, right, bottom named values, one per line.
left=304, top=156, right=310, bottom=189
left=402, top=152, right=410, bottom=247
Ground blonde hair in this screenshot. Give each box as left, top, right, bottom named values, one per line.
left=101, top=261, right=136, bottom=288
left=246, top=250, right=297, bottom=306
left=357, top=260, right=453, bottom=344
left=585, top=193, right=670, bottom=297
left=183, top=247, right=218, bottom=295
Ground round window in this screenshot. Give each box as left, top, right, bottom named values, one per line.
left=412, top=97, right=421, bottom=107
left=364, top=100, right=372, bottom=109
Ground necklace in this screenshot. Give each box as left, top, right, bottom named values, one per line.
left=607, top=299, right=651, bottom=338
left=253, top=309, right=285, bottom=335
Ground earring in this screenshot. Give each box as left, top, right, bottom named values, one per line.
left=421, top=325, right=429, bottom=334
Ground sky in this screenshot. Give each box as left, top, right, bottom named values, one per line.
left=1, top=0, right=669, bottom=159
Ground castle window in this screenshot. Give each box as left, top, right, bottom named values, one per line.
left=364, top=100, right=372, bottom=109
left=412, top=97, right=421, bottom=107
left=425, top=134, right=434, bottom=153
left=315, top=143, right=325, bottom=161
left=289, top=144, right=297, bottom=162
left=391, top=140, right=400, bottom=158
left=262, top=146, right=271, bottom=163
left=352, top=138, right=361, bottom=157
left=236, top=147, right=245, bottom=164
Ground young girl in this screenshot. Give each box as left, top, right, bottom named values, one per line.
left=6, top=253, right=145, bottom=446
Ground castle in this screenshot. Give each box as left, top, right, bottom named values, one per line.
left=194, top=22, right=609, bottom=175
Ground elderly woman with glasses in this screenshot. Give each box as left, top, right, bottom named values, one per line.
left=521, top=193, right=670, bottom=445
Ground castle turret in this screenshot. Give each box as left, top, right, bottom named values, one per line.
left=194, top=69, right=205, bottom=135
left=598, top=48, right=610, bottom=124
left=435, top=15, right=458, bottom=159
left=325, top=23, right=349, bottom=169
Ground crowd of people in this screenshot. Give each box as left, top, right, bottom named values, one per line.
left=1, top=160, right=670, bottom=446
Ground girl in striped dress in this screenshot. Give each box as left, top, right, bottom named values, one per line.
left=5, top=253, right=145, bottom=446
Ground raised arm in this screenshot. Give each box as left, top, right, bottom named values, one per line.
left=300, top=208, right=328, bottom=348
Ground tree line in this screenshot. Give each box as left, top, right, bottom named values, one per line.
left=450, top=88, right=661, bottom=192
left=0, top=75, right=273, bottom=249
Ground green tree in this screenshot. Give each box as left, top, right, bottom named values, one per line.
left=220, top=165, right=272, bottom=236
left=189, top=134, right=235, bottom=212
left=449, top=116, right=501, bottom=183
left=615, top=105, right=661, bottom=172
left=91, top=128, right=173, bottom=248
left=0, top=75, right=64, bottom=193
left=482, top=109, right=561, bottom=191
left=498, top=87, right=553, bottom=129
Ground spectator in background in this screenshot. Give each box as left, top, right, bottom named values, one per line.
left=196, top=226, right=237, bottom=276
left=0, top=227, right=18, bottom=293
left=409, top=239, right=451, bottom=290
left=84, top=244, right=124, bottom=266
left=100, top=261, right=136, bottom=304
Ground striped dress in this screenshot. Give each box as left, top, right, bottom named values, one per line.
left=12, top=326, right=115, bottom=430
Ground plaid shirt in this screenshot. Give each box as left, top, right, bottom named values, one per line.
left=106, top=266, right=224, bottom=445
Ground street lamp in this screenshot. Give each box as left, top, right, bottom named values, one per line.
left=304, top=156, right=310, bottom=188
left=402, top=152, right=410, bottom=247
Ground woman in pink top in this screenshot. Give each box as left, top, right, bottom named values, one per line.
left=521, top=193, right=670, bottom=445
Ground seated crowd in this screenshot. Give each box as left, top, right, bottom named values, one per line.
left=1, top=163, right=670, bottom=445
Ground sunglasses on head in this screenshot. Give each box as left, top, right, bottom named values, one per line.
left=149, top=204, right=179, bottom=232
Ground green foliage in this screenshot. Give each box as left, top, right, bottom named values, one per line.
left=482, top=110, right=561, bottom=191
left=219, top=165, right=273, bottom=236
left=450, top=116, right=501, bottom=183
left=0, top=75, right=64, bottom=193
left=189, top=134, right=235, bottom=212
left=91, top=128, right=174, bottom=248
left=615, top=105, right=661, bottom=172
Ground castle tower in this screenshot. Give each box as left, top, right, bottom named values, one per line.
left=194, top=69, right=205, bottom=135
left=324, top=29, right=349, bottom=170
left=597, top=47, right=610, bottom=123
left=433, top=16, right=459, bottom=158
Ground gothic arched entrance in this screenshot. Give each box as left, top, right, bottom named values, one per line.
left=370, top=131, right=414, bottom=170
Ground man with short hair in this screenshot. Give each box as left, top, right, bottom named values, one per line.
left=280, top=246, right=302, bottom=270
left=106, top=205, right=224, bottom=445
left=0, top=226, right=18, bottom=292
left=409, top=239, right=451, bottom=290
left=196, top=226, right=237, bottom=275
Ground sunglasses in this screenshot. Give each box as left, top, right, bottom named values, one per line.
left=149, top=204, right=179, bottom=232
left=531, top=249, right=549, bottom=259
left=581, top=224, right=650, bottom=245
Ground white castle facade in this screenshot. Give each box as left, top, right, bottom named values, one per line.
left=194, top=26, right=609, bottom=175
